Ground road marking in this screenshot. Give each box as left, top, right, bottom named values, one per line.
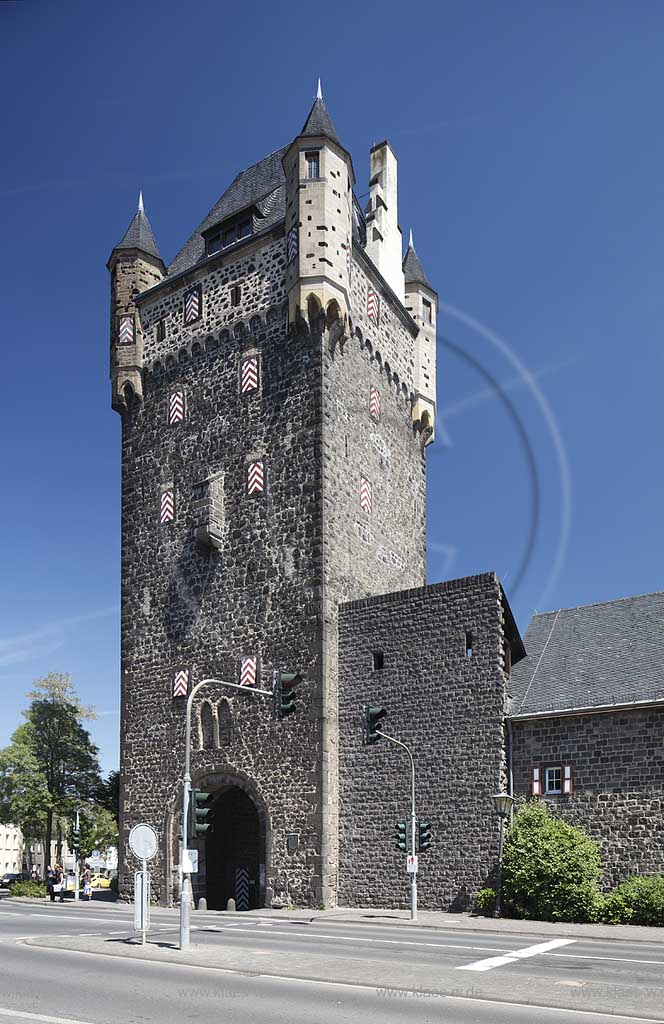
left=197, top=924, right=515, bottom=953
left=551, top=951, right=664, bottom=967
left=0, top=1009, right=98, bottom=1024
left=458, top=937, right=576, bottom=971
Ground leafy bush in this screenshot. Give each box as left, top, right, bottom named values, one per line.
left=502, top=801, right=602, bottom=922
left=9, top=880, right=46, bottom=898
left=473, top=888, right=496, bottom=916
left=602, top=876, right=664, bottom=927
left=595, top=890, right=634, bottom=925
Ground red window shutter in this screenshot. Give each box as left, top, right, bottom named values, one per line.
left=531, top=766, right=541, bottom=796
left=563, top=765, right=573, bottom=795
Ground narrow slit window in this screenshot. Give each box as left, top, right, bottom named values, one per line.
left=231, top=285, right=242, bottom=306
left=372, top=650, right=384, bottom=671
left=465, top=632, right=474, bottom=658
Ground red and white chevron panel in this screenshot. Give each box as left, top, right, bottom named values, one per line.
left=241, top=357, right=259, bottom=393
left=240, top=656, right=257, bottom=688
left=173, top=669, right=189, bottom=698
left=531, top=766, right=541, bottom=796
left=119, top=315, right=135, bottom=345
left=367, top=288, right=379, bottom=324
left=370, top=386, right=381, bottom=421
left=287, top=226, right=298, bottom=265
left=169, top=390, right=185, bottom=424
left=360, top=477, right=373, bottom=514
left=247, top=460, right=265, bottom=495
left=160, top=488, right=174, bottom=524
left=184, top=285, right=201, bottom=325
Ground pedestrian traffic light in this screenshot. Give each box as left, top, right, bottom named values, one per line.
left=188, top=789, right=214, bottom=840
left=395, top=822, right=409, bottom=852
left=365, top=705, right=387, bottom=744
left=418, top=820, right=432, bottom=852
left=274, top=670, right=303, bottom=719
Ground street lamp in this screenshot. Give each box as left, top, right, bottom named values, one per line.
left=491, top=792, right=514, bottom=918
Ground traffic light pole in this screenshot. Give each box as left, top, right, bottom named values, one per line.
left=74, top=808, right=80, bottom=903
left=376, top=730, right=417, bottom=921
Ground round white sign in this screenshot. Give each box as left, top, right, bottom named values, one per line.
left=128, top=823, right=158, bottom=861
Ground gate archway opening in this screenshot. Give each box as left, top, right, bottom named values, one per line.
left=202, top=785, right=262, bottom=911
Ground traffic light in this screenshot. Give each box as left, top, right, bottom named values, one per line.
left=71, top=825, right=80, bottom=855
left=188, top=789, right=214, bottom=840
left=395, top=821, right=410, bottom=852
left=274, top=670, right=303, bottom=719
left=418, top=820, right=432, bottom=852
left=364, top=705, right=387, bottom=744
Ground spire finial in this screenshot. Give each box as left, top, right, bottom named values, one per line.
left=138, top=190, right=144, bottom=213
left=316, top=78, right=323, bottom=100
left=408, top=228, right=414, bottom=249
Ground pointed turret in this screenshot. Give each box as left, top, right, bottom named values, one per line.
left=283, top=85, right=354, bottom=331
left=108, top=193, right=165, bottom=413
left=403, top=232, right=437, bottom=444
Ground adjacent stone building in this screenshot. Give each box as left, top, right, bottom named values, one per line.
left=510, top=592, right=664, bottom=887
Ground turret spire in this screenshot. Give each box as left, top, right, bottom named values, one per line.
left=408, top=228, right=414, bottom=249
left=109, top=194, right=163, bottom=266
left=316, top=77, right=323, bottom=100
left=138, top=190, right=144, bottom=212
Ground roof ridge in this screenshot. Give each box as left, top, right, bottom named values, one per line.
left=531, top=589, right=664, bottom=619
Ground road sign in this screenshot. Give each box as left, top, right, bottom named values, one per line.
left=407, top=855, right=418, bottom=874
left=128, top=823, right=158, bottom=861
left=183, top=848, right=198, bottom=873
left=134, top=869, right=150, bottom=942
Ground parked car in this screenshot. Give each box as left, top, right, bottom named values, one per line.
left=90, top=873, right=111, bottom=889
left=1, top=872, right=22, bottom=888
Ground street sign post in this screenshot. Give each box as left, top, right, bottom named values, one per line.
left=407, top=855, right=418, bottom=874
left=133, top=869, right=150, bottom=944
left=129, top=824, right=158, bottom=945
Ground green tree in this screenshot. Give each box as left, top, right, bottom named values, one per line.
left=0, top=673, right=101, bottom=864
left=502, top=801, right=602, bottom=922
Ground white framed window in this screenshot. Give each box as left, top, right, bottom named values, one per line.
left=544, top=766, right=562, bottom=794
left=305, top=151, right=320, bottom=179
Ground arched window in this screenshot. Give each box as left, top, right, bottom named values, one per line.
left=306, top=293, right=321, bottom=324
left=326, top=299, right=341, bottom=329
left=200, top=701, right=215, bottom=750
left=218, top=699, right=233, bottom=747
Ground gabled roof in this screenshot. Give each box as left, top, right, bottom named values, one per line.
left=403, top=239, right=434, bottom=292
left=299, top=95, right=341, bottom=146
left=167, top=147, right=288, bottom=279
left=510, top=591, right=664, bottom=716
left=111, top=200, right=163, bottom=264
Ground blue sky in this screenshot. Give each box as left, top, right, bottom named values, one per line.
left=1, top=1, right=662, bottom=774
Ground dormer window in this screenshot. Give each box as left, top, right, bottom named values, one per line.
left=305, top=152, right=320, bottom=179
left=422, top=297, right=433, bottom=324
left=205, top=212, right=254, bottom=256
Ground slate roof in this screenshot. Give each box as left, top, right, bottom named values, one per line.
left=510, top=591, right=664, bottom=716
left=112, top=207, right=163, bottom=263
left=167, top=147, right=288, bottom=279
left=403, top=243, right=434, bottom=292
left=299, top=96, right=341, bottom=146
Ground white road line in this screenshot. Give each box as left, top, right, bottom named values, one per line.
left=551, top=951, right=664, bottom=967
left=458, top=937, right=576, bottom=971
left=199, top=924, right=515, bottom=953
left=0, top=1009, right=97, bottom=1024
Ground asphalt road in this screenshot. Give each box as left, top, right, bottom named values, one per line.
left=0, top=894, right=663, bottom=1024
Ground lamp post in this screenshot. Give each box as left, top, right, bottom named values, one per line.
left=491, top=793, right=514, bottom=918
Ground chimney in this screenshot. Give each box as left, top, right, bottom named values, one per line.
left=364, top=141, right=404, bottom=301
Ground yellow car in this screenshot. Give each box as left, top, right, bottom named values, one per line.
left=90, top=874, right=111, bottom=889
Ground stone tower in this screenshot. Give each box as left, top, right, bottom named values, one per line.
left=110, top=87, right=437, bottom=909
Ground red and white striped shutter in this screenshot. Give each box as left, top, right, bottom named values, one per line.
left=247, top=460, right=265, bottom=495
left=360, top=477, right=373, bottom=514
left=119, top=315, right=135, bottom=345
left=173, top=668, right=189, bottom=698
left=563, top=765, right=573, bottom=795
left=367, top=288, right=379, bottom=324
left=184, top=284, right=202, bottom=325
left=241, top=356, right=259, bottom=393
left=370, top=386, right=381, bottom=421
left=287, top=226, right=298, bottom=265
left=240, top=656, right=257, bottom=688
left=531, top=767, right=541, bottom=796
left=160, top=487, right=174, bottom=524
left=169, top=390, right=185, bottom=425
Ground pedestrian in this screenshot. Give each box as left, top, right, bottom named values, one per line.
left=45, top=865, right=56, bottom=902
left=83, top=864, right=92, bottom=901
left=55, top=864, right=65, bottom=902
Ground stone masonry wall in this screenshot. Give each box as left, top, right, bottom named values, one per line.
left=337, top=573, right=509, bottom=911
left=511, top=708, right=664, bottom=886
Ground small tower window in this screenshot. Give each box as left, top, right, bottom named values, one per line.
left=372, top=650, right=384, bottom=671
left=231, top=285, right=242, bottom=306
left=305, top=152, right=320, bottom=179
left=465, top=632, right=474, bottom=658
left=157, top=317, right=167, bottom=343
left=422, top=298, right=433, bottom=324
